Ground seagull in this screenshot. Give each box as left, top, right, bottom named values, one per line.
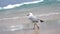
left=27, top=12, right=44, bottom=23
left=27, top=12, right=44, bottom=29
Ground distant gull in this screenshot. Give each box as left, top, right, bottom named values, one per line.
left=27, top=12, right=44, bottom=29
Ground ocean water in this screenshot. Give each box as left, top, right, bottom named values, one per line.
left=0, top=0, right=60, bottom=10
left=0, top=0, right=60, bottom=18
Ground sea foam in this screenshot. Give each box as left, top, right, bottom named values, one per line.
left=0, top=0, right=44, bottom=10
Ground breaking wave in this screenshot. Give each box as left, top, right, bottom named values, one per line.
left=0, top=0, right=44, bottom=10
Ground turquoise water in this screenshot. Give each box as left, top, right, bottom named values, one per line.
left=0, top=0, right=60, bottom=11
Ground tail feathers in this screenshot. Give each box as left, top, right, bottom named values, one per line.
left=40, top=20, right=44, bottom=23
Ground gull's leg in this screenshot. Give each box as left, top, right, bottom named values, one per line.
left=35, top=23, right=39, bottom=30
left=33, top=23, right=36, bottom=29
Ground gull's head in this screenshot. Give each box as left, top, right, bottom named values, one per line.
left=27, top=12, right=33, bottom=16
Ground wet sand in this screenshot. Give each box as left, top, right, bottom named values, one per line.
left=0, top=13, right=60, bottom=34
left=0, top=5, right=60, bottom=34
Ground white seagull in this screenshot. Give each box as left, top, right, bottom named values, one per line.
left=27, top=12, right=44, bottom=29
left=27, top=12, right=44, bottom=23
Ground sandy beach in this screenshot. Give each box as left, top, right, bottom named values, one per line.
left=0, top=4, right=60, bottom=34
